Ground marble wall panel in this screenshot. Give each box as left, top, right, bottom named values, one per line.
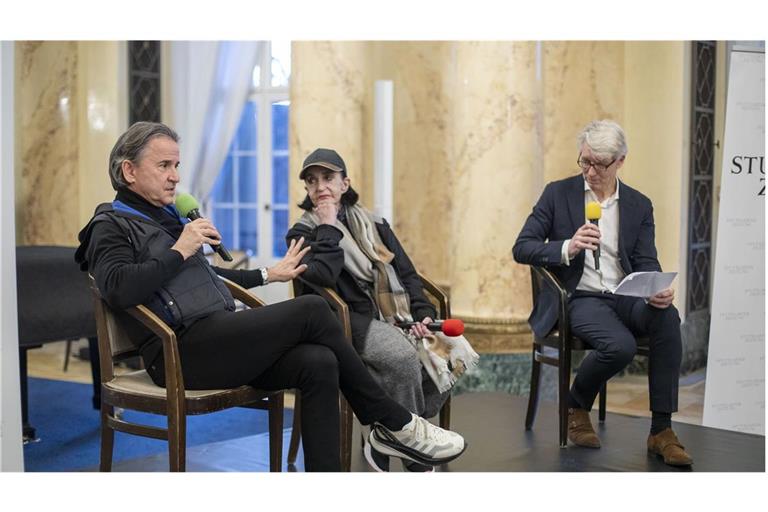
left=367, top=41, right=455, bottom=283
left=623, top=42, right=687, bottom=281
left=449, top=41, right=538, bottom=321
left=76, top=42, right=126, bottom=227
left=541, top=41, right=625, bottom=186
left=16, top=42, right=80, bottom=246
left=15, top=41, right=125, bottom=247
left=289, top=41, right=370, bottom=224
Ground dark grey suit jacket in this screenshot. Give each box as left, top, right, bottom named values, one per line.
left=513, top=174, right=662, bottom=338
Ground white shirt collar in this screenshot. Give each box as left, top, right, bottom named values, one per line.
left=584, top=177, right=620, bottom=204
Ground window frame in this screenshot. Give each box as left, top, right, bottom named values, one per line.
left=209, top=41, right=290, bottom=261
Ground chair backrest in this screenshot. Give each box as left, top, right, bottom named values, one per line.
left=417, top=272, right=450, bottom=320
left=88, top=275, right=136, bottom=358
left=529, top=266, right=543, bottom=305
left=528, top=265, right=571, bottom=341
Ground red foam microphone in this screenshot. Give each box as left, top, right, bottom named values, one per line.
left=397, top=319, right=465, bottom=337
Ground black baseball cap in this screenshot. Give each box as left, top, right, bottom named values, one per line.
left=299, top=148, right=347, bottom=179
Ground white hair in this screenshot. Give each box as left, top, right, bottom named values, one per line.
left=577, top=120, right=628, bottom=160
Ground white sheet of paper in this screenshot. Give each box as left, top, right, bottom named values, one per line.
left=612, top=271, right=678, bottom=298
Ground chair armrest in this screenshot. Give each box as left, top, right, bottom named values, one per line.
left=221, top=278, right=266, bottom=308
left=123, top=304, right=185, bottom=405
left=125, top=304, right=176, bottom=342
left=292, top=278, right=352, bottom=341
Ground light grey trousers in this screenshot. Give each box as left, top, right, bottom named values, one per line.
left=359, top=319, right=449, bottom=419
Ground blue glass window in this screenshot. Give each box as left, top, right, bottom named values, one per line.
left=272, top=101, right=290, bottom=257
left=239, top=208, right=259, bottom=254
left=239, top=156, right=258, bottom=203
left=272, top=209, right=288, bottom=257
left=272, top=102, right=289, bottom=150
left=237, top=101, right=257, bottom=151
left=208, top=43, right=290, bottom=259
left=211, top=155, right=234, bottom=203
left=212, top=207, right=234, bottom=250
left=272, top=155, right=289, bottom=205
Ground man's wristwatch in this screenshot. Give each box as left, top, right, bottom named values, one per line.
left=259, top=267, right=269, bottom=285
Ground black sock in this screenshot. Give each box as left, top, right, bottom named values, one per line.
left=377, top=408, right=413, bottom=431
left=567, top=391, right=582, bottom=410
left=650, top=412, right=672, bottom=434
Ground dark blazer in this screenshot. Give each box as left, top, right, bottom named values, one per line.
left=512, top=174, right=662, bottom=338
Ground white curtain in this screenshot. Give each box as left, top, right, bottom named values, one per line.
left=167, top=41, right=260, bottom=209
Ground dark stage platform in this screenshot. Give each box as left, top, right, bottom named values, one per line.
left=96, top=392, right=764, bottom=472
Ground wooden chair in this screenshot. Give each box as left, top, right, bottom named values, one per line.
left=287, top=272, right=452, bottom=471
left=89, top=275, right=285, bottom=472
left=525, top=266, right=649, bottom=447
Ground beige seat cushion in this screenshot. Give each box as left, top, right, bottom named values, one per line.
left=105, top=370, right=234, bottom=398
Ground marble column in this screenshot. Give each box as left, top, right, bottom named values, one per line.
left=541, top=41, right=625, bottom=185
left=367, top=41, right=455, bottom=283
left=448, top=41, right=540, bottom=351
left=289, top=41, right=370, bottom=221
left=15, top=41, right=80, bottom=246
left=15, top=41, right=124, bottom=246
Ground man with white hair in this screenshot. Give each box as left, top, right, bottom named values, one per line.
left=513, top=120, right=692, bottom=466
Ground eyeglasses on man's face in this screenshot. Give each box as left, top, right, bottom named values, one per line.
left=577, top=152, right=617, bottom=173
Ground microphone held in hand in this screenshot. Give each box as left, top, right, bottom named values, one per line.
left=396, top=319, right=465, bottom=337
left=585, top=201, right=602, bottom=270
left=175, top=193, right=233, bottom=262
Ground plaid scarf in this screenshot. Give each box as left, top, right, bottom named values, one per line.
left=297, top=205, right=413, bottom=323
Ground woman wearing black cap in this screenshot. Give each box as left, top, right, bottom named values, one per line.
left=287, top=148, right=457, bottom=472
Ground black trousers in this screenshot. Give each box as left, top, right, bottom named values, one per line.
left=146, top=295, right=407, bottom=471
left=568, top=292, right=682, bottom=414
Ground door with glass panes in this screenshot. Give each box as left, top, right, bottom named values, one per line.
left=209, top=42, right=291, bottom=303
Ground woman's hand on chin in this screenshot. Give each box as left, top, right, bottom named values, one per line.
left=314, top=200, right=339, bottom=225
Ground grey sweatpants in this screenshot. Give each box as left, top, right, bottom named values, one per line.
left=358, top=319, right=449, bottom=419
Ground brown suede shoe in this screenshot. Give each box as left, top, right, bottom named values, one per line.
left=567, top=408, right=601, bottom=448
left=647, top=428, right=693, bottom=466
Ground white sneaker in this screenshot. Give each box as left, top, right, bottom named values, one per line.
left=363, top=440, right=390, bottom=472
left=369, top=414, right=466, bottom=466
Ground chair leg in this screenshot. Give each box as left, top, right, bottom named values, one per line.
left=99, top=404, right=115, bottom=472
left=439, top=394, right=452, bottom=430
left=525, top=346, right=541, bottom=430
left=339, top=397, right=353, bottom=472
left=598, top=382, right=607, bottom=423
left=267, top=393, right=284, bottom=472
left=167, top=411, right=186, bottom=472
left=559, top=348, right=572, bottom=448
left=87, top=337, right=101, bottom=410
left=63, top=339, right=73, bottom=372
left=287, top=392, right=302, bottom=465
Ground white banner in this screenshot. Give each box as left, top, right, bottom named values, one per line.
left=703, top=49, right=765, bottom=435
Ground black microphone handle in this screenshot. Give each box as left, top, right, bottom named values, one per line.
left=396, top=320, right=444, bottom=332
left=589, top=219, right=601, bottom=270
left=187, top=209, right=233, bottom=262
left=215, top=243, right=233, bottom=262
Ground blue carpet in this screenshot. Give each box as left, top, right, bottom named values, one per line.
left=24, top=377, right=292, bottom=472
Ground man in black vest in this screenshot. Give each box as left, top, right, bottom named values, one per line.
left=76, top=121, right=467, bottom=471
left=513, top=120, right=692, bottom=466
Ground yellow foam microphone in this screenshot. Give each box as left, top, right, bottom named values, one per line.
left=585, top=201, right=602, bottom=223
left=585, top=202, right=602, bottom=270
